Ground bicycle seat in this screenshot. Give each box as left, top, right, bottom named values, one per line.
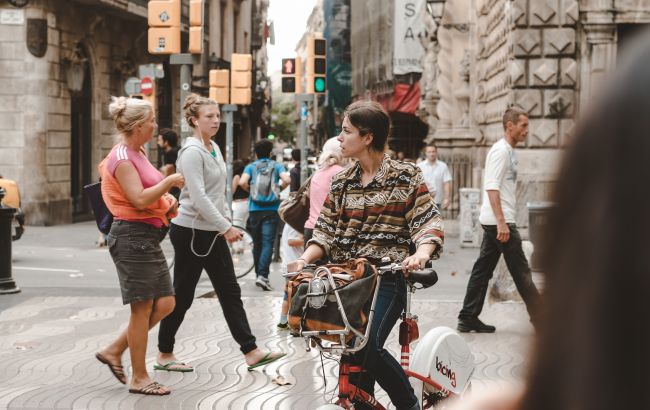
left=406, top=268, right=438, bottom=288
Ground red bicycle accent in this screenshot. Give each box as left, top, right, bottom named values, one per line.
left=293, top=261, right=474, bottom=409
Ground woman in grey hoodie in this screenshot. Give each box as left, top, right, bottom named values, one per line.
left=156, top=94, right=285, bottom=372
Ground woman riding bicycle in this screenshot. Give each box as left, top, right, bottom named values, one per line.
left=287, top=100, right=444, bottom=410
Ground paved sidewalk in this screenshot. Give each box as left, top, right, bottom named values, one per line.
left=0, top=221, right=536, bottom=409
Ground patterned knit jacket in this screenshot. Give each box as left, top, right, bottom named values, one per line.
left=309, top=154, right=444, bottom=264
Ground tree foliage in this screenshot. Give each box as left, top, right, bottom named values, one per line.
left=271, top=100, right=297, bottom=144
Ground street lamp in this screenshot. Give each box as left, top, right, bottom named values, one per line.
left=425, top=0, right=446, bottom=22
left=63, top=46, right=87, bottom=95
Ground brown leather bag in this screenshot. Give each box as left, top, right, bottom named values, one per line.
left=287, top=258, right=377, bottom=342
left=277, top=176, right=311, bottom=234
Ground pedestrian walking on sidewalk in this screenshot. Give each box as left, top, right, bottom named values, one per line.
left=238, top=139, right=291, bottom=291
left=457, top=107, right=540, bottom=333
left=156, top=94, right=285, bottom=373
left=417, top=143, right=452, bottom=209
left=303, top=137, right=346, bottom=246
left=231, top=158, right=250, bottom=228
left=95, top=96, right=184, bottom=396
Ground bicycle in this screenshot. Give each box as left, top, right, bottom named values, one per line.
left=164, top=224, right=255, bottom=279
left=289, top=258, right=474, bottom=409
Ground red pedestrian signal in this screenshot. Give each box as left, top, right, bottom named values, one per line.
left=282, top=58, right=296, bottom=75
left=281, top=57, right=302, bottom=93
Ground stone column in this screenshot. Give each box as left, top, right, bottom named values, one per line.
left=579, top=24, right=616, bottom=111
left=208, top=0, right=222, bottom=57
left=223, top=0, right=235, bottom=59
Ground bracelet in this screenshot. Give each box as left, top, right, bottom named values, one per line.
left=297, top=257, right=307, bottom=263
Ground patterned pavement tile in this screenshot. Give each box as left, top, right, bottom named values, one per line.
left=0, top=294, right=533, bottom=409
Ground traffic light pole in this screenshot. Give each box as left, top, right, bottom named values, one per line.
left=222, top=104, right=238, bottom=206
left=170, top=54, right=201, bottom=141
left=296, top=93, right=313, bottom=185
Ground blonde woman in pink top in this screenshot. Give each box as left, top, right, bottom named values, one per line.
left=303, top=137, right=347, bottom=245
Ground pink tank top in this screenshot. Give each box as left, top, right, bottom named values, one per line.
left=106, top=144, right=164, bottom=228
left=305, top=164, right=343, bottom=229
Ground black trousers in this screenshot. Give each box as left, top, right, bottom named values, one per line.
left=158, top=223, right=257, bottom=354
left=459, top=224, right=540, bottom=320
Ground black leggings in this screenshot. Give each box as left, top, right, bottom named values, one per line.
left=158, top=223, right=257, bottom=354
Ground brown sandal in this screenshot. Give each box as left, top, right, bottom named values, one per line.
left=95, top=352, right=127, bottom=384
left=128, top=381, right=170, bottom=396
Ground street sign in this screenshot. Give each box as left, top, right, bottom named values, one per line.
left=301, top=105, right=308, bottom=120
left=140, top=76, right=154, bottom=96
left=124, top=77, right=141, bottom=95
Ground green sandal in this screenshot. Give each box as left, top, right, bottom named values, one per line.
left=153, top=361, right=194, bottom=372
left=247, top=352, right=286, bottom=371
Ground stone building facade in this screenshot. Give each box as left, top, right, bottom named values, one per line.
left=420, top=0, right=650, bottom=224
left=0, top=0, right=270, bottom=225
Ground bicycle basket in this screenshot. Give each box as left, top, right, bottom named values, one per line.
left=287, top=258, right=377, bottom=343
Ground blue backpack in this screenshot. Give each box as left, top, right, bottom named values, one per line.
left=250, top=160, right=280, bottom=205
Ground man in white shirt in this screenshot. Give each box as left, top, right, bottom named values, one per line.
left=457, top=107, right=540, bottom=333
left=418, top=144, right=452, bottom=209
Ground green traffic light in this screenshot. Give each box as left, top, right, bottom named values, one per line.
left=314, top=77, right=326, bottom=93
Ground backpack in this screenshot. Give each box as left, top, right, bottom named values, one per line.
left=250, top=159, right=280, bottom=205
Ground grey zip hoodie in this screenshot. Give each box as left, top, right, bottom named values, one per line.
left=171, top=137, right=231, bottom=233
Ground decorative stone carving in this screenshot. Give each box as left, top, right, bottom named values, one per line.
left=509, top=60, right=526, bottom=87
left=435, top=26, right=453, bottom=132
left=543, top=28, right=576, bottom=56
left=530, top=0, right=558, bottom=27
left=456, top=49, right=471, bottom=128
left=529, top=119, right=558, bottom=147
left=530, top=59, right=558, bottom=86
left=560, top=58, right=578, bottom=87
left=511, top=0, right=527, bottom=27
left=512, top=90, right=542, bottom=117
left=560, top=0, right=579, bottom=26
left=560, top=119, right=575, bottom=147
left=545, top=89, right=575, bottom=118
left=514, top=29, right=541, bottom=57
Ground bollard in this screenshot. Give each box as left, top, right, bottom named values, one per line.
left=0, top=187, right=20, bottom=294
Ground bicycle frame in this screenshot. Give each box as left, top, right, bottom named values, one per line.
left=302, top=264, right=457, bottom=409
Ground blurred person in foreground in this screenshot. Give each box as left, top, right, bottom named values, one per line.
left=449, top=29, right=650, bottom=410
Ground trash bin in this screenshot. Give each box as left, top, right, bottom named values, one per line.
left=527, top=201, right=554, bottom=272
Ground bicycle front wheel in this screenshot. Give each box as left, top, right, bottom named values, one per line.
left=229, top=225, right=255, bottom=279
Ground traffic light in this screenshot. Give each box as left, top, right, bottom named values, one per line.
left=188, top=0, right=203, bottom=54
left=148, top=0, right=181, bottom=54
left=209, top=69, right=230, bottom=104
left=306, top=36, right=326, bottom=94
left=281, top=57, right=303, bottom=93
left=230, top=53, right=252, bottom=105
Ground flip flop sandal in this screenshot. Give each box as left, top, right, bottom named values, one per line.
left=128, top=381, right=170, bottom=396
left=153, top=361, right=194, bottom=372
left=95, top=352, right=127, bottom=384
left=247, top=352, right=287, bottom=371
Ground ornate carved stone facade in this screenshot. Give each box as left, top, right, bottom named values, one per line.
left=422, top=0, right=650, bottom=225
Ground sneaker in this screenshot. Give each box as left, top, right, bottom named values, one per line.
left=255, top=277, right=273, bottom=291
left=457, top=317, right=496, bottom=333
left=277, top=322, right=289, bottom=330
